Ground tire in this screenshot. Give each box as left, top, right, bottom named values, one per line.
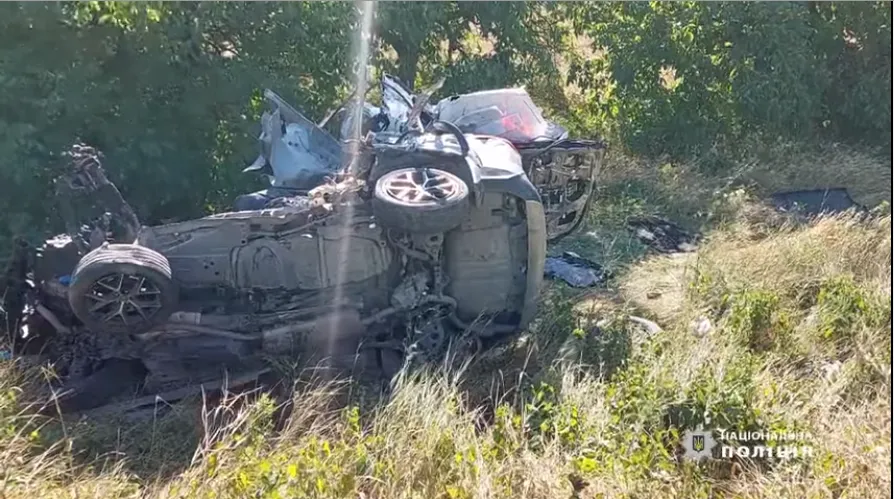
left=68, top=244, right=178, bottom=335
left=372, top=167, right=470, bottom=234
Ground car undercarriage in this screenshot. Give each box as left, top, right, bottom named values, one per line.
left=0, top=76, right=605, bottom=414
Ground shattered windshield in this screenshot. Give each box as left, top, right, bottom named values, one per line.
left=437, top=88, right=567, bottom=143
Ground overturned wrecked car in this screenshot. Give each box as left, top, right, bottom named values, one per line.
left=1, top=76, right=604, bottom=412
left=237, top=75, right=604, bottom=242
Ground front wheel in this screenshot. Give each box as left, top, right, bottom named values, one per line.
left=372, top=167, right=470, bottom=234
left=68, top=244, right=178, bottom=335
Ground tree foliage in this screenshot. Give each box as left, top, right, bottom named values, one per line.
left=567, top=1, right=891, bottom=158
left=375, top=1, right=564, bottom=94
left=0, top=2, right=353, bottom=245
left=0, top=1, right=889, bottom=250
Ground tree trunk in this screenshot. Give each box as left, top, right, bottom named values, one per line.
left=395, top=47, right=420, bottom=89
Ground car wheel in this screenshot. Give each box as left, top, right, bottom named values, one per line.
left=372, top=167, right=470, bottom=233
left=68, top=244, right=178, bottom=335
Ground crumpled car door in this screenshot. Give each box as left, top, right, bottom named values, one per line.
left=245, top=90, right=342, bottom=190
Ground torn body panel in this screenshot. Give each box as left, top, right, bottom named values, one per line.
left=246, top=90, right=342, bottom=190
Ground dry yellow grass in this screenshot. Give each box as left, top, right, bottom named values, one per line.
left=620, top=252, right=694, bottom=323
left=738, top=144, right=893, bottom=207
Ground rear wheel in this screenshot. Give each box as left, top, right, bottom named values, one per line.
left=68, top=244, right=178, bottom=335
left=372, top=167, right=470, bottom=234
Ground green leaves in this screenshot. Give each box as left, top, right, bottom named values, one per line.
left=0, top=2, right=353, bottom=248
left=569, top=2, right=891, bottom=160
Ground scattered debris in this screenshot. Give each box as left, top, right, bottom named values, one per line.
left=627, top=216, right=698, bottom=254
left=545, top=251, right=610, bottom=287
left=690, top=316, right=713, bottom=337
left=626, top=315, right=663, bottom=336
left=770, top=188, right=866, bottom=216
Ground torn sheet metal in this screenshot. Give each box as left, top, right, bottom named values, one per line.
left=381, top=74, right=414, bottom=132
left=250, top=91, right=343, bottom=190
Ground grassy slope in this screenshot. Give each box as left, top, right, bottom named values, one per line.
left=0, top=147, right=891, bottom=498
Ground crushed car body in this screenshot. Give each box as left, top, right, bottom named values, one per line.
left=0, top=75, right=605, bottom=413
left=238, top=75, right=605, bottom=241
